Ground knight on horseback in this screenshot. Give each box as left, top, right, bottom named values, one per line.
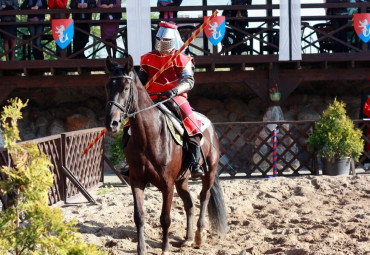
left=121, top=21, right=204, bottom=181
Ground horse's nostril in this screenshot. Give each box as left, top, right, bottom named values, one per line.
left=111, top=121, right=119, bottom=128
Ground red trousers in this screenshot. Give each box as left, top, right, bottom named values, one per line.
left=172, top=95, right=201, bottom=137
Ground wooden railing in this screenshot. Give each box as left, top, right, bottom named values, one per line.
left=0, top=127, right=104, bottom=210
left=0, top=2, right=369, bottom=64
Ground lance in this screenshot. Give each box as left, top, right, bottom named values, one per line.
left=82, top=128, right=107, bottom=155
left=82, top=10, right=219, bottom=155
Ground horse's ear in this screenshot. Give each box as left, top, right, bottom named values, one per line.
left=106, top=56, right=113, bottom=73
left=127, top=55, right=134, bottom=72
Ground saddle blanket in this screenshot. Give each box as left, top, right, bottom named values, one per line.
left=165, top=111, right=211, bottom=146
left=127, top=104, right=211, bottom=146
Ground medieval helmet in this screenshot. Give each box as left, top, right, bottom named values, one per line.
left=155, top=21, right=184, bottom=53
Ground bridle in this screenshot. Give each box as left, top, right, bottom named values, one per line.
left=107, top=73, right=135, bottom=122
left=107, top=71, right=174, bottom=121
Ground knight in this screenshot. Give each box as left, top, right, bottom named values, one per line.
left=121, top=21, right=204, bottom=181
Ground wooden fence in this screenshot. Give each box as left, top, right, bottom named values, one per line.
left=215, top=120, right=370, bottom=177
left=0, top=127, right=104, bottom=210
left=1, top=120, right=370, bottom=209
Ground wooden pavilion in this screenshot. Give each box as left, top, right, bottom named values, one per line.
left=0, top=1, right=369, bottom=106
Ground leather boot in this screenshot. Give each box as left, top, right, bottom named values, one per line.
left=188, top=142, right=204, bottom=181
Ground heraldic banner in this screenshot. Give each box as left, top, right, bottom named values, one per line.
left=52, top=19, right=74, bottom=49
left=353, top=13, right=370, bottom=43
left=204, top=16, right=225, bottom=46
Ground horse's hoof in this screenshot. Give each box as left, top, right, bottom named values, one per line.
left=194, top=229, right=207, bottom=247
left=191, top=242, right=201, bottom=249
left=181, top=240, right=193, bottom=247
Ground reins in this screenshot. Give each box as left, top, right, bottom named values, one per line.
left=126, top=97, right=173, bottom=118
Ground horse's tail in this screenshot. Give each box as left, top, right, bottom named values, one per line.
left=207, top=173, right=228, bottom=236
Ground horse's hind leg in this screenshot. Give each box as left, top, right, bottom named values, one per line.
left=175, top=178, right=195, bottom=246
left=131, top=181, right=147, bottom=255
left=194, top=175, right=214, bottom=248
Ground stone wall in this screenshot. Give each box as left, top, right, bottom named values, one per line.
left=1, top=80, right=368, bottom=142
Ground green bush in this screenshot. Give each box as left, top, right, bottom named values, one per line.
left=307, top=98, right=364, bottom=162
left=108, top=121, right=127, bottom=166
left=0, top=98, right=107, bottom=255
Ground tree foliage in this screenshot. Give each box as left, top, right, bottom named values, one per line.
left=0, top=98, right=106, bottom=255
left=307, top=98, right=364, bottom=162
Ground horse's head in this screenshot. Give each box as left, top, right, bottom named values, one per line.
left=104, top=55, right=135, bottom=133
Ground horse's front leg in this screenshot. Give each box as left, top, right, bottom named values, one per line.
left=160, top=184, right=174, bottom=255
left=131, top=181, right=147, bottom=255
left=175, top=178, right=195, bottom=246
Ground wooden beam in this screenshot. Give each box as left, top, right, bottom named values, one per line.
left=103, top=154, right=129, bottom=186
left=62, top=166, right=95, bottom=203
left=0, top=86, right=15, bottom=105
left=1, top=67, right=369, bottom=90
left=280, top=67, right=370, bottom=81
left=279, top=76, right=303, bottom=102
left=244, top=76, right=269, bottom=105
left=0, top=74, right=108, bottom=88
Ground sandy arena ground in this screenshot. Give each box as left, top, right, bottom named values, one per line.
left=56, top=174, right=370, bottom=255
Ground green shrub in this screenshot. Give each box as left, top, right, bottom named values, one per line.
left=307, top=98, right=364, bottom=162
left=108, top=121, right=127, bottom=166
left=0, top=98, right=106, bottom=255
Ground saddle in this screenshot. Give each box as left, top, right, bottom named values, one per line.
left=157, top=101, right=210, bottom=146
left=123, top=100, right=210, bottom=147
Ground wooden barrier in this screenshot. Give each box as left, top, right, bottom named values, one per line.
left=0, top=128, right=105, bottom=208
left=1, top=120, right=370, bottom=210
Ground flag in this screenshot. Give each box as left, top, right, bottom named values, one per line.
left=204, top=16, right=225, bottom=46
left=52, top=19, right=74, bottom=49
left=353, top=13, right=370, bottom=43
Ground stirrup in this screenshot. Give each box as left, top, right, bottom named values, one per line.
left=191, top=163, right=204, bottom=181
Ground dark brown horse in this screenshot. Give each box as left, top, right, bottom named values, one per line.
left=104, top=56, right=227, bottom=255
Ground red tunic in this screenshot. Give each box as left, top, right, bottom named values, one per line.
left=48, top=0, right=69, bottom=19
left=140, top=50, right=193, bottom=98
left=140, top=50, right=201, bottom=137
